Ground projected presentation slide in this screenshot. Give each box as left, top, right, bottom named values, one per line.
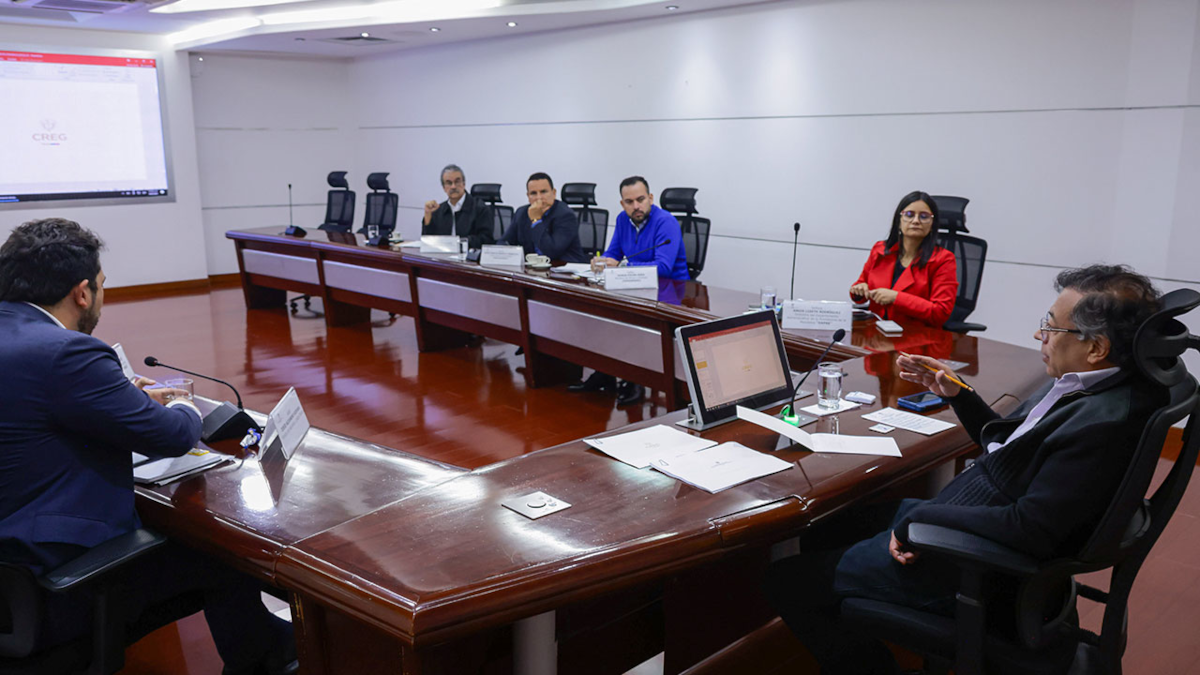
left=688, top=320, right=789, bottom=410
left=0, top=50, right=170, bottom=203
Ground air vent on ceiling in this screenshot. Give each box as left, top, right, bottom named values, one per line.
left=31, top=0, right=140, bottom=13
left=318, top=35, right=398, bottom=46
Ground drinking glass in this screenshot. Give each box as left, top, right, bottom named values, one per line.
left=164, top=377, right=194, bottom=401
left=760, top=285, right=777, bottom=311
left=817, top=363, right=844, bottom=409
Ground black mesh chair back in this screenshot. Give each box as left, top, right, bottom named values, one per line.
left=931, top=195, right=987, bottom=332
left=360, top=172, right=397, bottom=236
left=561, top=183, right=609, bottom=256
left=318, top=171, right=355, bottom=232
left=932, top=195, right=970, bottom=233
left=661, top=187, right=709, bottom=280
left=470, top=183, right=510, bottom=241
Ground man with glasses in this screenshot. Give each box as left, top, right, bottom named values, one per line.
left=570, top=176, right=689, bottom=406
left=769, top=264, right=1167, bottom=675
left=421, top=164, right=495, bottom=249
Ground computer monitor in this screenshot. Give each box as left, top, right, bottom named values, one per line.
left=675, top=310, right=794, bottom=430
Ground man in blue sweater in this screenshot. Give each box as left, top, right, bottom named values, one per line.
left=568, top=176, right=689, bottom=405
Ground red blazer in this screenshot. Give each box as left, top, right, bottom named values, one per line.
left=851, top=241, right=959, bottom=326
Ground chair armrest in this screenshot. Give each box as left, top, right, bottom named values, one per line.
left=907, top=523, right=1040, bottom=576
left=942, top=320, right=987, bottom=333
left=39, top=529, right=168, bottom=593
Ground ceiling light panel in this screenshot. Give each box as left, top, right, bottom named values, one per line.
left=152, top=0, right=303, bottom=13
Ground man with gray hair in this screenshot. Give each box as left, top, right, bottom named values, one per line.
left=421, top=163, right=495, bottom=249
left=767, top=264, right=1168, bottom=675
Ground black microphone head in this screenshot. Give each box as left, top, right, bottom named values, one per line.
left=832, top=328, right=847, bottom=342
left=794, top=222, right=801, bottom=233
left=144, top=356, right=159, bottom=367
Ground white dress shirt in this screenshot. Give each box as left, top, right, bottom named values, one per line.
left=986, top=366, right=1121, bottom=453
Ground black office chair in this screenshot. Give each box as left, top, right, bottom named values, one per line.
left=931, top=195, right=988, bottom=333
left=839, top=288, right=1200, bottom=675
left=358, top=172, right=398, bottom=239
left=560, top=183, right=609, bottom=257
left=661, top=187, right=710, bottom=280
left=0, top=529, right=168, bottom=674
left=471, top=183, right=512, bottom=243
left=316, top=171, right=356, bottom=233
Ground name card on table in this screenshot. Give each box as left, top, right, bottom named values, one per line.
left=479, top=245, right=525, bottom=267
left=419, top=235, right=459, bottom=253
left=604, top=266, right=658, bottom=290
left=261, top=387, right=310, bottom=460
left=112, top=343, right=137, bottom=381
left=782, top=300, right=853, bottom=334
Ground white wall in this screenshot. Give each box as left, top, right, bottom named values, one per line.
left=338, top=0, right=1200, bottom=367
left=0, top=24, right=208, bottom=289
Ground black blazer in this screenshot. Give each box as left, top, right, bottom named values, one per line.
left=420, top=193, right=495, bottom=249
left=500, top=200, right=587, bottom=263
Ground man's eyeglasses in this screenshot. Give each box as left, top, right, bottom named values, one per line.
left=900, top=211, right=934, bottom=223
left=442, top=178, right=465, bottom=187
left=1038, top=316, right=1083, bottom=343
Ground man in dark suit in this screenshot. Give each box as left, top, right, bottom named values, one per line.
left=0, top=218, right=296, bottom=675
left=766, top=264, right=1166, bottom=675
left=421, top=163, right=495, bottom=249
left=499, top=172, right=587, bottom=263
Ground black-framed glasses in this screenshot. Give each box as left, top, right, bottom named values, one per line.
left=900, top=210, right=933, bottom=223
left=1038, top=316, right=1083, bottom=343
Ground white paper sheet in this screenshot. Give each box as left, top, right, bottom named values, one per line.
left=584, top=424, right=717, bottom=469
left=650, top=442, right=792, bottom=493
left=133, top=448, right=229, bottom=486
left=861, top=407, right=956, bottom=436
left=798, top=399, right=863, bottom=417
left=736, top=406, right=902, bottom=457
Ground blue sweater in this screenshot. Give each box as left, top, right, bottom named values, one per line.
left=603, top=205, right=690, bottom=280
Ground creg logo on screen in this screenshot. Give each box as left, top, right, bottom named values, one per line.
left=33, top=119, right=68, bottom=145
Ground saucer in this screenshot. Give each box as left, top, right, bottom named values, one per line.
left=525, top=262, right=552, bottom=271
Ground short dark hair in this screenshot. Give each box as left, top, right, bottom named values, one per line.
left=619, top=176, right=649, bottom=193
left=0, top=218, right=104, bottom=305
left=527, top=172, right=554, bottom=190
left=1054, top=264, right=1160, bottom=369
left=441, top=164, right=464, bottom=183
left=884, top=190, right=940, bottom=268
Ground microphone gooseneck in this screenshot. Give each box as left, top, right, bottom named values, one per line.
left=790, top=222, right=801, bottom=301
left=623, top=238, right=673, bottom=262
left=787, top=328, right=846, bottom=416
left=144, top=356, right=245, bottom=410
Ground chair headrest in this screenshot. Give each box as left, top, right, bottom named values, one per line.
left=931, top=195, right=970, bottom=234
left=367, top=172, right=391, bottom=191
left=560, top=183, right=597, bottom=206
left=660, top=187, right=699, bottom=214
left=1134, top=288, right=1200, bottom=387
left=470, top=183, right=502, bottom=203
left=327, top=171, right=349, bottom=189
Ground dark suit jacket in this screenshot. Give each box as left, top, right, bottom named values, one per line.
left=0, top=301, right=202, bottom=574
left=851, top=241, right=958, bottom=326
left=420, top=193, right=495, bottom=249
left=500, top=200, right=587, bottom=263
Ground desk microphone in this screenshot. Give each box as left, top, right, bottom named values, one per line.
left=789, top=222, right=801, bottom=300
left=283, top=183, right=307, bottom=237
left=622, top=238, right=672, bottom=264
left=144, top=356, right=261, bottom=443
left=781, top=328, right=846, bottom=426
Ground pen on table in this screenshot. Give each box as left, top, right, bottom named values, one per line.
left=898, top=352, right=975, bottom=392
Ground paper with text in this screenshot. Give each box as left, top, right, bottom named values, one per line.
left=736, top=406, right=902, bottom=457
left=265, top=387, right=310, bottom=460
left=861, top=407, right=956, bottom=436
left=584, top=424, right=717, bottom=469
left=651, top=442, right=792, bottom=493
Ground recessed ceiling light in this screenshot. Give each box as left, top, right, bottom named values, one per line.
left=666, top=4, right=679, bottom=9
left=429, top=26, right=440, bottom=32
left=361, top=32, right=370, bottom=37
left=506, top=21, right=517, bottom=27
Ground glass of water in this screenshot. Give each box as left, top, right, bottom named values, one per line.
left=817, top=362, right=844, bottom=409
left=760, top=285, right=777, bottom=311
left=459, top=237, right=469, bottom=259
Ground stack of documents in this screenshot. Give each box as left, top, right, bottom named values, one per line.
left=584, top=425, right=717, bottom=468
left=736, top=406, right=902, bottom=457
left=650, top=442, right=792, bottom=493
left=132, top=449, right=231, bottom=486
left=861, top=408, right=956, bottom=435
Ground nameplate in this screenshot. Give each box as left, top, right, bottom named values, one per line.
left=782, top=300, right=853, bottom=334
left=262, top=387, right=310, bottom=460
left=604, top=266, right=658, bottom=290
left=419, top=235, right=459, bottom=253
left=480, top=245, right=525, bottom=267
left=112, top=343, right=137, bottom=381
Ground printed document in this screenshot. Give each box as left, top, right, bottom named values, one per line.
left=584, top=424, right=717, bottom=469
left=861, top=407, right=956, bottom=436
left=736, top=406, right=902, bottom=457
left=650, top=442, right=792, bottom=493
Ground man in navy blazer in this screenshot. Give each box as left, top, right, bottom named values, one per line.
left=499, top=172, right=588, bottom=263
left=0, top=219, right=296, bottom=675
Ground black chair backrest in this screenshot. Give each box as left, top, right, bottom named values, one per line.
left=932, top=195, right=970, bottom=234
left=561, top=183, right=609, bottom=256
left=470, top=184, right=509, bottom=241
left=0, top=563, right=41, bottom=658
left=937, top=233, right=987, bottom=323
left=494, top=205, right=514, bottom=241
left=321, top=171, right=355, bottom=232
left=470, top=183, right=503, bottom=205
left=660, top=187, right=709, bottom=279
left=362, top=172, right=397, bottom=234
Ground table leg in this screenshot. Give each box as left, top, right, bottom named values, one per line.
left=513, top=610, right=557, bottom=675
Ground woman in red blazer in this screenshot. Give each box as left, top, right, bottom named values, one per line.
left=850, top=191, right=959, bottom=326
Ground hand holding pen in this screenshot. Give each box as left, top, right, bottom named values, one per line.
left=896, top=352, right=974, bottom=398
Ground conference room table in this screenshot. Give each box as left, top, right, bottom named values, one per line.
left=139, top=229, right=1049, bottom=674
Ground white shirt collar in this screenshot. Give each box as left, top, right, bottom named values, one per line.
left=449, top=193, right=466, bottom=214
left=1057, top=366, right=1121, bottom=390
left=23, top=302, right=66, bottom=330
